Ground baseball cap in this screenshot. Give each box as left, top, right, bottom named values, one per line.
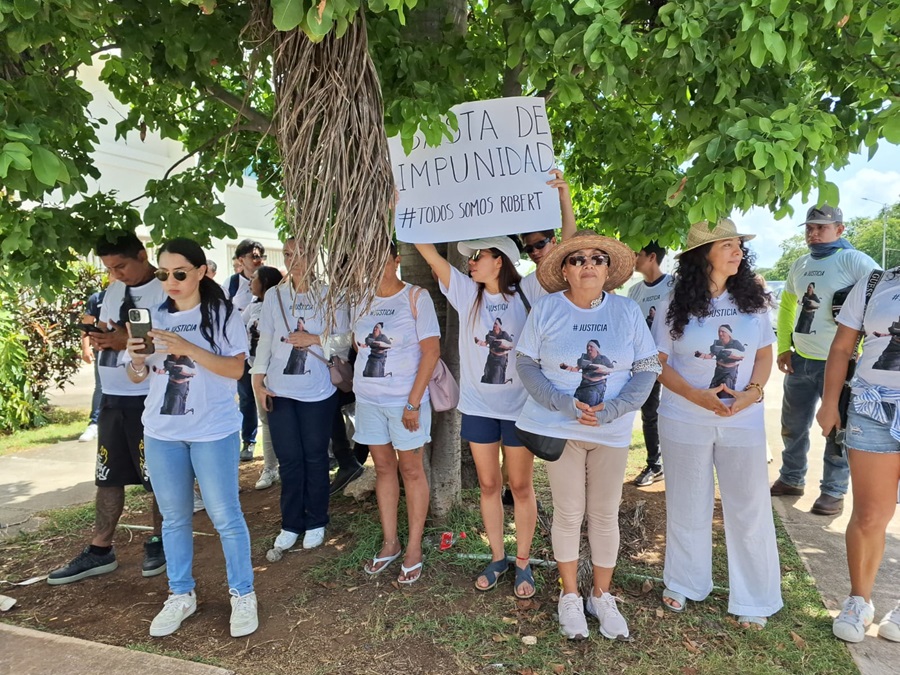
left=457, top=236, right=521, bottom=265
left=804, top=205, right=843, bottom=225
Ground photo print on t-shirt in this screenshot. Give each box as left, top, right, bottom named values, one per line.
left=646, top=306, right=657, bottom=330
left=693, top=324, right=746, bottom=398
left=359, top=322, right=393, bottom=378
left=561, top=339, right=615, bottom=406
left=795, top=282, right=821, bottom=334
left=873, top=317, right=900, bottom=371
left=156, top=354, right=196, bottom=415
left=475, top=317, right=514, bottom=384
left=282, top=317, right=310, bottom=375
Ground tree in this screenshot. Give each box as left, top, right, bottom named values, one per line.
left=766, top=233, right=806, bottom=280
left=845, top=203, right=900, bottom=269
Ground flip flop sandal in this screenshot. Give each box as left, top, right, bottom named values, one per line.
left=513, top=563, right=536, bottom=599
left=397, top=560, right=423, bottom=585
left=364, top=549, right=402, bottom=576
left=738, top=615, right=767, bottom=630
left=662, top=588, right=686, bottom=613
left=475, top=558, right=509, bottom=592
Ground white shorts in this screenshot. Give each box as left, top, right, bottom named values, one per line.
left=353, top=400, right=432, bottom=451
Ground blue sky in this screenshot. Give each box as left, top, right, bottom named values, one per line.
left=739, top=141, right=900, bottom=267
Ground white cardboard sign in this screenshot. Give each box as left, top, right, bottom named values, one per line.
left=389, top=97, right=561, bottom=243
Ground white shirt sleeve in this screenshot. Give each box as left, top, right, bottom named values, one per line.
left=438, top=266, right=478, bottom=314
left=414, top=289, right=442, bottom=341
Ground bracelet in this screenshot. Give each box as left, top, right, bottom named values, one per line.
left=743, top=382, right=764, bottom=403
left=129, top=361, right=148, bottom=376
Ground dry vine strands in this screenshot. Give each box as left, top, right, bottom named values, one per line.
left=272, top=10, right=394, bottom=327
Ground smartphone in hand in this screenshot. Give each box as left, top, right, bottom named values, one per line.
left=77, top=323, right=103, bottom=334
left=128, top=308, right=155, bottom=354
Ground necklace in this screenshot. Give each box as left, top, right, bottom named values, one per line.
left=590, top=292, right=605, bottom=309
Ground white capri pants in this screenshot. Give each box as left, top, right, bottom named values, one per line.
left=546, top=440, right=629, bottom=568
left=659, top=417, right=783, bottom=617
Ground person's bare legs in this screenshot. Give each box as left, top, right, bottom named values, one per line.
left=504, top=445, right=537, bottom=596
left=559, top=560, right=579, bottom=595
left=397, top=447, right=429, bottom=582
left=368, top=444, right=402, bottom=571
left=845, top=449, right=900, bottom=601
left=470, top=441, right=505, bottom=588
left=592, top=566, right=614, bottom=595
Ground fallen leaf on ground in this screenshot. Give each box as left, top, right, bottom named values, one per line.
left=655, top=607, right=665, bottom=618
left=501, top=616, right=518, bottom=624
left=521, top=635, right=537, bottom=646
left=790, top=631, right=807, bottom=650
left=491, top=634, right=507, bottom=643
left=641, top=579, right=653, bottom=594
left=552, top=665, right=565, bottom=674
left=683, top=639, right=700, bottom=654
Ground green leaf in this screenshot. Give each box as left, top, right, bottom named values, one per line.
left=271, top=0, right=305, bottom=31
left=749, top=31, right=766, bottom=67
left=538, top=28, right=555, bottom=45
left=763, top=30, right=786, bottom=63
left=770, top=0, right=789, bottom=19
left=882, top=115, right=900, bottom=144
left=752, top=144, right=768, bottom=170
left=13, top=0, right=41, bottom=20
left=732, top=167, right=746, bottom=191
left=30, top=146, right=61, bottom=187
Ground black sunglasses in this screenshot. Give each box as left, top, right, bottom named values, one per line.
left=524, top=237, right=552, bottom=254
left=468, top=249, right=496, bottom=262
left=154, top=267, right=197, bottom=282
left=565, top=254, right=610, bottom=268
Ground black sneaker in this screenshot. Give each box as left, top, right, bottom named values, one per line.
left=143, top=536, right=167, bottom=577
left=240, top=442, right=256, bottom=462
left=634, top=466, right=664, bottom=487
left=47, top=546, right=118, bottom=586
left=329, top=464, right=364, bottom=495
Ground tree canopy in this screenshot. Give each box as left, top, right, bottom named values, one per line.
left=2, top=0, right=899, bottom=295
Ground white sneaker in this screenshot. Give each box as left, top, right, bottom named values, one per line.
left=229, top=590, right=258, bottom=638
left=586, top=590, right=630, bottom=639
left=255, top=467, right=279, bottom=490
left=878, top=601, right=900, bottom=642
left=274, top=529, right=299, bottom=551
left=303, top=527, right=325, bottom=549
left=557, top=592, right=589, bottom=640
left=192, top=488, right=205, bottom=514
left=149, top=591, right=197, bottom=637
left=78, top=423, right=98, bottom=443
left=833, top=595, right=875, bottom=643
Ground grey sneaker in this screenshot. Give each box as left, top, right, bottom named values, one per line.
left=634, top=466, right=664, bottom=487
left=229, top=590, right=258, bottom=638
left=303, top=527, right=325, bottom=549
left=255, top=467, right=280, bottom=490
left=149, top=591, right=197, bottom=637
left=557, top=593, right=589, bottom=640
left=878, top=601, right=900, bottom=642
left=586, top=590, right=630, bottom=639
left=240, top=442, right=256, bottom=462
left=833, top=595, right=875, bottom=643
left=47, top=546, right=117, bottom=585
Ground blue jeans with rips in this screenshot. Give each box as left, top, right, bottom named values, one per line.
left=778, top=352, right=849, bottom=497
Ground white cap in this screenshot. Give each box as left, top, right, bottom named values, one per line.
left=457, top=236, right=521, bottom=265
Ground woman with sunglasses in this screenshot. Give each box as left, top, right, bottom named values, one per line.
left=250, top=238, right=351, bottom=554
left=125, top=238, right=257, bottom=638
left=515, top=230, right=658, bottom=640
left=653, top=219, right=781, bottom=630
left=415, top=236, right=538, bottom=599
left=242, top=266, right=284, bottom=490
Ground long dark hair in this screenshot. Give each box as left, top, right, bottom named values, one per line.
left=254, top=266, right=283, bottom=299
left=666, top=241, right=769, bottom=340
left=469, top=248, right=523, bottom=328
left=158, top=238, right=233, bottom=353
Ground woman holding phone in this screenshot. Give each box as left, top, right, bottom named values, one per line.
left=125, top=238, right=257, bottom=639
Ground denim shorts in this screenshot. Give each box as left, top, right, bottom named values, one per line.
left=845, top=405, right=900, bottom=454
left=460, top=413, right=521, bottom=447
left=353, top=400, right=431, bottom=451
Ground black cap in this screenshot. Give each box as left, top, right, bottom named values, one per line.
left=804, top=205, right=843, bottom=225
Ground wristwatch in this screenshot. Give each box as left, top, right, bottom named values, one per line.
left=405, top=402, right=420, bottom=412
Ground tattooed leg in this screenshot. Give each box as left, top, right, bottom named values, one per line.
left=91, top=486, right=125, bottom=547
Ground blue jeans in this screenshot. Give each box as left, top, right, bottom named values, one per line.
left=237, top=362, right=258, bottom=445
left=268, top=393, right=338, bottom=534
left=144, top=432, right=254, bottom=596
left=779, top=353, right=849, bottom=497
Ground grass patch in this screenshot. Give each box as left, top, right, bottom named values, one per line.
left=0, top=408, right=90, bottom=457
left=125, top=642, right=226, bottom=667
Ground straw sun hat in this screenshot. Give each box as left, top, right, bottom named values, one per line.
left=677, top=218, right=756, bottom=257
left=537, top=230, right=636, bottom=293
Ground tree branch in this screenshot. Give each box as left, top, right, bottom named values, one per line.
left=204, top=84, right=273, bottom=135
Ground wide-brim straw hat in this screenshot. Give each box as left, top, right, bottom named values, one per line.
left=537, top=230, right=636, bottom=293
left=677, top=218, right=755, bottom=257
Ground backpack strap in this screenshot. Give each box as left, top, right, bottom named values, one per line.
left=853, top=269, right=884, bottom=358
left=408, top=284, right=423, bottom=320
left=515, top=281, right=531, bottom=314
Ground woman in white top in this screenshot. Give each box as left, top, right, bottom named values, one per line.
left=653, top=219, right=782, bottom=629
left=415, top=236, right=537, bottom=598
left=124, top=238, right=257, bottom=639
left=818, top=266, right=900, bottom=644
left=515, top=231, right=659, bottom=640
left=250, top=238, right=351, bottom=553
left=241, top=266, right=284, bottom=490
left=352, top=242, right=441, bottom=584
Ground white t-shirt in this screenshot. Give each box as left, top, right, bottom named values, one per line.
left=785, top=249, right=878, bottom=359
left=653, top=293, right=775, bottom=428
left=224, top=273, right=254, bottom=313
left=351, top=285, right=441, bottom=407
left=241, top=301, right=263, bottom=367
left=516, top=292, right=657, bottom=447
left=140, top=303, right=248, bottom=442
left=627, top=274, right=674, bottom=333
left=836, top=268, right=900, bottom=391
left=253, top=284, right=351, bottom=402
left=440, top=267, right=529, bottom=420
left=519, top=271, right=549, bottom=307
left=98, top=278, right=167, bottom=396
